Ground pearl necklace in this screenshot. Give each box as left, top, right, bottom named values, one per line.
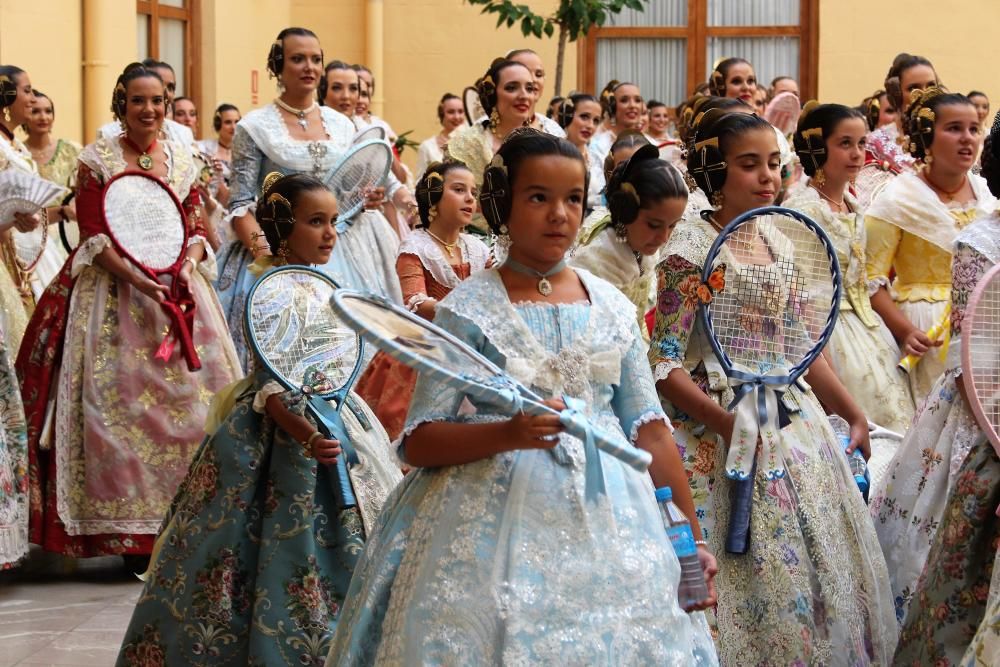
left=810, top=183, right=847, bottom=212
left=274, top=97, right=318, bottom=130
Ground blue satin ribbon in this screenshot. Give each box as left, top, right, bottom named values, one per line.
left=724, top=366, right=792, bottom=481
left=559, top=395, right=606, bottom=503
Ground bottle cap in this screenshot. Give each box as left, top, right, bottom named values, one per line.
left=654, top=486, right=673, bottom=503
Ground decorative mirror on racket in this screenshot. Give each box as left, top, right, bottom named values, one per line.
left=699, top=205, right=842, bottom=554
left=962, top=262, right=1000, bottom=454
left=0, top=170, right=67, bottom=274
left=101, top=171, right=201, bottom=370
left=352, top=125, right=386, bottom=145
left=323, top=139, right=393, bottom=231
left=463, top=86, right=484, bottom=126
left=330, top=290, right=653, bottom=474
left=245, top=266, right=365, bottom=508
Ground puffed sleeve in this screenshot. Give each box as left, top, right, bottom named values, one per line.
left=228, top=124, right=263, bottom=213
left=399, top=305, right=494, bottom=463
left=648, top=253, right=702, bottom=381
left=612, top=321, right=670, bottom=443
left=74, top=162, right=105, bottom=240
left=865, top=215, right=901, bottom=293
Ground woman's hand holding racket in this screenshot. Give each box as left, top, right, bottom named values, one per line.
left=504, top=397, right=567, bottom=451
left=362, top=186, right=386, bottom=210
left=901, top=326, right=943, bottom=358
left=313, top=437, right=342, bottom=466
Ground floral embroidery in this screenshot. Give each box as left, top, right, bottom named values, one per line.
left=119, top=623, right=167, bottom=667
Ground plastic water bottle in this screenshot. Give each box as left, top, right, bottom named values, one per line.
left=829, top=415, right=869, bottom=497
left=655, top=486, right=709, bottom=610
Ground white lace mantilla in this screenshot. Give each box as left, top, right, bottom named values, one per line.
left=238, top=104, right=354, bottom=175
left=78, top=137, right=197, bottom=203
left=397, top=229, right=491, bottom=290
left=956, top=213, right=1000, bottom=264
left=439, top=268, right=635, bottom=406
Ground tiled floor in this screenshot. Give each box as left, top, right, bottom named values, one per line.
left=0, top=553, right=143, bottom=667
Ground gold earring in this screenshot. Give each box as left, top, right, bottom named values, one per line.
left=813, top=168, right=826, bottom=186
left=489, top=108, right=500, bottom=129
left=428, top=204, right=438, bottom=223
left=924, top=148, right=933, bottom=166
left=2, top=107, right=10, bottom=123
left=710, top=191, right=724, bottom=209
left=278, top=239, right=290, bottom=260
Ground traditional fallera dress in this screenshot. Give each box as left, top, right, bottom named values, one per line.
left=327, top=268, right=718, bottom=666
left=355, top=229, right=490, bottom=439
left=215, top=103, right=402, bottom=371
left=16, top=137, right=242, bottom=557
left=784, top=186, right=915, bottom=442
left=649, top=216, right=898, bottom=665
left=116, top=263, right=403, bottom=666
left=0, top=134, right=68, bottom=304
left=865, top=171, right=997, bottom=403
left=570, top=220, right=657, bottom=342
left=871, top=215, right=1000, bottom=640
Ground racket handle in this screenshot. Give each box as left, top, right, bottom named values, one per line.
left=329, top=455, right=357, bottom=509
left=554, top=408, right=652, bottom=471
left=898, top=307, right=950, bottom=373
left=725, top=458, right=757, bottom=555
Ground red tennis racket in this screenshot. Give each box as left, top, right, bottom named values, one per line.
left=101, top=171, right=200, bottom=370
left=962, top=262, right=1000, bottom=456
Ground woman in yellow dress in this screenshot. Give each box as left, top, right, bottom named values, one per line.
left=23, top=89, right=80, bottom=250
left=865, top=88, right=996, bottom=403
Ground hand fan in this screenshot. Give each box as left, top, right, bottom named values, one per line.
left=101, top=171, right=199, bottom=370
left=322, top=139, right=393, bottom=231
left=699, top=206, right=841, bottom=554
left=962, top=262, right=1000, bottom=455
left=763, top=92, right=801, bottom=136
left=352, top=125, right=386, bottom=144
left=330, top=290, right=653, bottom=474
left=463, top=86, right=484, bottom=126
left=0, top=170, right=67, bottom=272
left=245, top=265, right=366, bottom=508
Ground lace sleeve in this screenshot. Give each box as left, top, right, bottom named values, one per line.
left=228, top=124, right=262, bottom=213
left=648, top=254, right=701, bottom=381
left=865, top=215, right=901, bottom=292
left=612, top=321, right=670, bottom=442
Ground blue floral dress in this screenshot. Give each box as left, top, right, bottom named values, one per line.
left=649, top=217, right=898, bottom=665
left=326, top=268, right=718, bottom=666
left=115, top=369, right=402, bottom=667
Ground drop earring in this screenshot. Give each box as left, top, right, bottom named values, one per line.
left=278, top=239, right=290, bottom=261
left=924, top=148, right=933, bottom=167
left=428, top=204, right=438, bottom=224
left=614, top=222, right=628, bottom=242
left=813, top=168, right=826, bottom=186
left=710, top=191, right=724, bottom=209
left=2, top=107, right=10, bottom=123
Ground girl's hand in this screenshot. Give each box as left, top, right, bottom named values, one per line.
left=717, top=411, right=736, bottom=444
left=178, top=258, right=195, bottom=285
left=685, top=544, right=719, bottom=611
left=363, top=186, right=386, bottom=210
left=13, top=211, right=41, bottom=233
left=846, top=415, right=871, bottom=460
left=132, top=275, right=169, bottom=303
left=901, top=328, right=941, bottom=357
left=503, top=398, right=567, bottom=451
left=313, top=437, right=342, bottom=465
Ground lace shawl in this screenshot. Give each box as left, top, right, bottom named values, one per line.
left=569, top=226, right=656, bottom=331
left=438, top=268, right=635, bottom=406
left=78, top=137, right=197, bottom=203
left=98, top=118, right=195, bottom=147
left=0, top=136, right=37, bottom=174
left=444, top=124, right=492, bottom=187
left=397, top=229, right=490, bottom=290
left=867, top=171, right=997, bottom=252
left=236, top=105, right=354, bottom=175
left=955, top=213, right=1000, bottom=264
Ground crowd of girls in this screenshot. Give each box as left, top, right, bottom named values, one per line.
left=1, top=30, right=999, bottom=665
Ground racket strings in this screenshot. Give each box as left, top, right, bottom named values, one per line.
left=330, top=144, right=392, bottom=215
left=709, top=216, right=838, bottom=375
left=968, top=276, right=1000, bottom=436
left=104, top=176, right=185, bottom=271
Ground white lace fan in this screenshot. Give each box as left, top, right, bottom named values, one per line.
left=0, top=170, right=67, bottom=271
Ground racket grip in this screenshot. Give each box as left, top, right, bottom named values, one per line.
left=898, top=307, right=950, bottom=373
left=725, top=458, right=757, bottom=555
left=330, top=455, right=357, bottom=509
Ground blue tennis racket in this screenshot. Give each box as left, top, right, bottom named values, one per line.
left=329, top=290, right=653, bottom=474
left=700, top=206, right=842, bottom=554
left=245, top=265, right=366, bottom=508
left=323, top=139, right=393, bottom=232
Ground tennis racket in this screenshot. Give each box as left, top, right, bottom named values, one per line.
left=323, top=139, right=393, bottom=231
left=330, top=290, right=653, bottom=479
left=352, top=125, right=386, bottom=144
left=245, top=266, right=365, bottom=508
left=700, top=206, right=842, bottom=553
left=101, top=171, right=200, bottom=371
left=463, top=86, right=484, bottom=126
left=962, top=262, right=1000, bottom=456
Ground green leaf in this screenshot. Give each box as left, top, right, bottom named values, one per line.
left=543, top=21, right=555, bottom=37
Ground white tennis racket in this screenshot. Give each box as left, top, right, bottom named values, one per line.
left=323, top=139, right=393, bottom=230
left=962, top=262, right=1000, bottom=455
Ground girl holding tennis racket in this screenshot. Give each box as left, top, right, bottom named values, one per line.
left=16, top=62, right=242, bottom=563
left=329, top=129, right=718, bottom=665
left=876, top=116, right=1000, bottom=663
left=117, top=172, right=401, bottom=666
left=650, top=108, right=897, bottom=664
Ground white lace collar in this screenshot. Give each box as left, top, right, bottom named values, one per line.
left=439, top=267, right=636, bottom=403
left=78, top=136, right=196, bottom=201
left=397, top=229, right=490, bottom=289
left=955, top=214, right=1000, bottom=264
left=0, top=135, right=37, bottom=174
left=236, top=104, right=354, bottom=175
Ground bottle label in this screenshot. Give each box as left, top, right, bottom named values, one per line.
left=666, top=524, right=698, bottom=558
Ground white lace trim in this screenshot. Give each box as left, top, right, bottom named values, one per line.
left=194, top=236, right=219, bottom=281
left=397, top=229, right=491, bottom=289
left=236, top=105, right=354, bottom=176
left=653, top=361, right=683, bottom=382
left=629, top=410, right=671, bottom=442
left=955, top=214, right=1000, bottom=264
left=220, top=202, right=254, bottom=241
left=252, top=380, right=286, bottom=413
left=71, top=234, right=111, bottom=277
left=867, top=276, right=891, bottom=297
left=79, top=137, right=196, bottom=202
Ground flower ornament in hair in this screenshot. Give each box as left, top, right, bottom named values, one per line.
left=477, top=74, right=496, bottom=101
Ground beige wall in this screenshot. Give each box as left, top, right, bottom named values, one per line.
left=817, top=0, right=1000, bottom=109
